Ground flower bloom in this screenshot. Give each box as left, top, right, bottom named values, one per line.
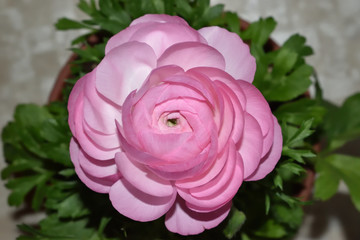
left=68, top=14, right=282, bottom=235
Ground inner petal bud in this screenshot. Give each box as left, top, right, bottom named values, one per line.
left=159, top=112, right=192, bottom=133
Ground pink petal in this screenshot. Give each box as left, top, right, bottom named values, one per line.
left=158, top=42, right=225, bottom=72
left=129, top=22, right=205, bottom=57
left=177, top=143, right=243, bottom=212
left=189, top=67, right=247, bottom=110
left=198, top=26, right=256, bottom=82
left=109, top=179, right=176, bottom=222
left=78, top=147, right=117, bottom=179
left=73, top=98, right=120, bottom=160
left=83, top=122, right=120, bottom=150
left=105, top=15, right=194, bottom=54
left=96, top=42, right=157, bottom=105
left=70, top=139, right=118, bottom=193
left=238, top=113, right=263, bottom=179
left=68, top=75, right=86, bottom=135
left=115, top=152, right=175, bottom=197
left=245, top=116, right=282, bottom=181
left=238, top=80, right=274, bottom=157
left=130, top=14, right=190, bottom=26
left=175, top=144, right=229, bottom=189
left=83, top=70, right=122, bottom=135
left=165, top=197, right=231, bottom=235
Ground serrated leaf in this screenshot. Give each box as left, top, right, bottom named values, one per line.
left=273, top=174, right=283, bottom=190
left=279, top=162, right=306, bottom=176
left=315, top=154, right=360, bottom=211
left=265, top=64, right=313, bottom=101
left=272, top=48, right=298, bottom=79
left=254, top=219, right=287, bottom=238
left=240, top=17, right=277, bottom=46
left=6, top=174, right=50, bottom=206
left=323, top=93, right=360, bottom=151
left=56, top=18, right=95, bottom=30
left=58, top=193, right=90, bottom=218
left=272, top=204, right=303, bottom=229
left=285, top=119, right=314, bottom=147
left=223, top=208, right=246, bottom=239
left=282, top=147, right=315, bottom=163
left=275, top=98, right=326, bottom=127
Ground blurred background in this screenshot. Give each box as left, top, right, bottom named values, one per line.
left=0, top=0, right=359, bottom=239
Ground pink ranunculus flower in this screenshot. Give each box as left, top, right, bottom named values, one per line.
left=68, top=14, right=282, bottom=235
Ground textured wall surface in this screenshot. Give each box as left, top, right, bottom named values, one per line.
left=1, top=0, right=359, bottom=239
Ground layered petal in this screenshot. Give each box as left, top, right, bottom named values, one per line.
left=245, top=116, right=282, bottom=181
left=158, top=42, right=226, bottom=71
left=69, top=139, right=118, bottom=193
left=165, top=197, right=231, bottom=235
left=238, top=113, right=263, bottom=179
left=96, top=41, right=157, bottom=105
left=198, top=26, right=256, bottom=82
left=109, top=179, right=177, bottom=222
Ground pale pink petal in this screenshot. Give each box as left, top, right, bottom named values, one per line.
left=72, top=96, right=120, bottom=160
left=70, top=139, right=118, bottom=193
left=238, top=80, right=274, bottom=157
left=68, top=75, right=86, bottom=135
left=78, top=147, right=117, bottom=178
left=83, top=122, right=120, bottom=150
left=158, top=42, right=225, bottom=71
left=129, top=22, right=205, bottom=57
left=189, top=142, right=238, bottom=198
left=109, top=179, right=176, bottom=222
left=245, top=116, right=282, bottom=181
left=177, top=145, right=243, bottom=212
left=238, top=113, right=263, bottom=179
left=189, top=67, right=247, bottom=110
left=115, top=152, right=175, bottom=197
left=165, top=197, right=231, bottom=235
left=131, top=14, right=190, bottom=26
left=96, top=42, right=157, bottom=105
left=175, top=144, right=229, bottom=189
left=198, top=26, right=256, bottom=82
left=106, top=15, right=194, bottom=55
left=83, top=70, right=122, bottom=135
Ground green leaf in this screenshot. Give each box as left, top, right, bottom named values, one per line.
left=240, top=17, right=277, bottom=47
left=323, top=93, right=360, bottom=151
left=275, top=98, right=326, bottom=127
left=254, top=219, right=287, bottom=238
left=6, top=174, right=51, bottom=206
left=58, top=193, right=90, bottom=218
left=279, top=162, right=306, bottom=176
left=285, top=119, right=314, bottom=147
left=265, top=64, right=313, bottom=101
left=272, top=204, right=303, bottom=229
left=315, top=154, right=360, bottom=211
left=56, top=18, right=96, bottom=30
left=223, top=208, right=246, bottom=239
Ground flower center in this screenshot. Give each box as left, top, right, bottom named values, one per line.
left=166, top=118, right=178, bottom=127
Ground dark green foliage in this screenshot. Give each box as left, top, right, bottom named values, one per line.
left=2, top=0, right=360, bottom=239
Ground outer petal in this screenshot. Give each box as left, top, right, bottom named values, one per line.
left=70, top=139, right=118, bottom=193
left=129, top=22, right=205, bottom=58
left=245, top=116, right=282, bottom=181
left=130, top=14, right=189, bottom=26
left=238, top=80, right=274, bottom=157
left=165, top=197, right=231, bottom=235
left=96, top=42, right=157, bottom=105
left=83, top=69, right=122, bottom=135
left=158, top=42, right=226, bottom=72
left=238, top=113, right=263, bottom=179
left=109, top=179, right=176, bottom=222
left=115, top=152, right=175, bottom=197
left=198, top=27, right=256, bottom=82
